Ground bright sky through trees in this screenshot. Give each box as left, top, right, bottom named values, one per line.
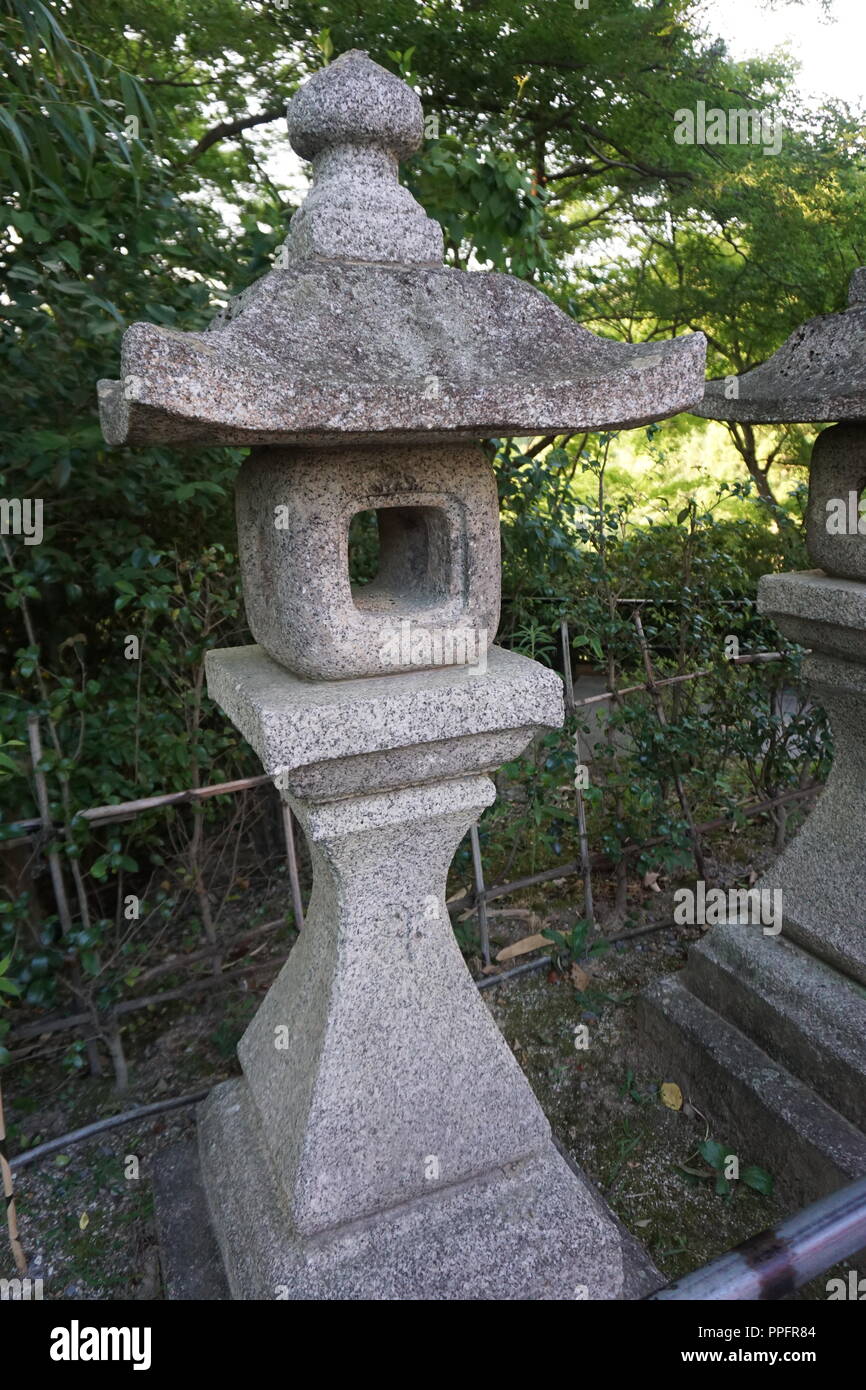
left=705, top=0, right=864, bottom=108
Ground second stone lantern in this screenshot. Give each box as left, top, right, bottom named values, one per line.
left=100, top=51, right=705, bottom=1299
left=641, top=269, right=866, bottom=1201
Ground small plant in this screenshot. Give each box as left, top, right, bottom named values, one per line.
left=675, top=1138, right=774, bottom=1198
left=510, top=618, right=557, bottom=665
left=61, top=1038, right=89, bottom=1073
left=607, top=1117, right=643, bottom=1187
left=619, top=1068, right=652, bottom=1105
left=542, top=918, right=608, bottom=971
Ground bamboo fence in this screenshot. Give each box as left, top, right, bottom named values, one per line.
left=2, top=625, right=811, bottom=1069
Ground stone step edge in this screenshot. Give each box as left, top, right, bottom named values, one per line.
left=638, top=975, right=866, bottom=1204
left=683, top=927, right=866, bottom=1129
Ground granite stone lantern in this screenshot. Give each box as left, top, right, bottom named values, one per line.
left=100, top=51, right=706, bottom=1299
left=640, top=270, right=866, bottom=1201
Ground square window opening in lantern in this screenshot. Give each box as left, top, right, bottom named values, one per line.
left=349, top=504, right=453, bottom=614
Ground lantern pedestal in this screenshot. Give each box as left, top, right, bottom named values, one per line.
left=199, top=1077, right=652, bottom=1301
left=195, top=644, right=659, bottom=1299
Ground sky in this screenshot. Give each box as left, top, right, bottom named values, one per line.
left=700, top=0, right=865, bottom=109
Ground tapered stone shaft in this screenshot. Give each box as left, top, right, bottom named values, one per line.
left=235, top=776, right=549, bottom=1234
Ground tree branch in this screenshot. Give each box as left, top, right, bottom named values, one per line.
left=183, top=104, right=286, bottom=163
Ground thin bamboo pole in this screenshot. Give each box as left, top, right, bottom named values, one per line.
left=563, top=617, right=594, bottom=923
left=7, top=957, right=283, bottom=1048
left=281, top=803, right=305, bottom=930
left=132, top=916, right=284, bottom=986
left=469, top=825, right=491, bottom=966
left=560, top=616, right=575, bottom=713
left=569, top=650, right=784, bottom=712
left=6, top=772, right=273, bottom=840
left=27, top=715, right=102, bottom=1078
left=0, top=1075, right=27, bottom=1272
left=444, top=781, right=820, bottom=916
left=573, top=727, right=595, bottom=927
left=27, top=716, right=74, bottom=937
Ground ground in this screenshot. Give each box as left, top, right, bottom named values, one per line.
left=1, top=865, right=857, bottom=1301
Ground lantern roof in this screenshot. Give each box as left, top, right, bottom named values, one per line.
left=99, top=50, right=706, bottom=449
left=694, top=269, right=866, bottom=425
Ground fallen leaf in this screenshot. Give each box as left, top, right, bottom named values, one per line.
left=642, top=870, right=662, bottom=892
left=747, top=869, right=758, bottom=887
left=79, top=1212, right=89, bottom=1231
left=570, top=962, right=592, bottom=991
left=635, top=1218, right=651, bottom=1228
left=660, top=1081, right=683, bottom=1111
left=495, top=932, right=549, bottom=963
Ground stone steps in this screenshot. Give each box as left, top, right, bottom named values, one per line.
left=682, top=924, right=866, bottom=1131
left=638, top=974, right=866, bottom=1206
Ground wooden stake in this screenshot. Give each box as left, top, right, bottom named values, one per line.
left=469, top=825, right=491, bottom=966
left=573, top=728, right=595, bottom=926
left=28, top=716, right=103, bottom=1077
left=27, top=715, right=74, bottom=938
left=560, top=617, right=575, bottom=714
left=281, top=802, right=305, bottom=930
left=0, top=1076, right=27, bottom=1273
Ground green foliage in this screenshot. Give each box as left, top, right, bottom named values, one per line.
left=542, top=919, right=607, bottom=970
left=480, top=432, right=828, bottom=897
left=0, top=950, right=21, bottom=1064
left=0, top=0, right=155, bottom=197
left=0, top=0, right=260, bottom=1033
left=210, top=996, right=256, bottom=1060
left=408, top=136, right=550, bottom=275
left=676, top=1138, right=774, bottom=1199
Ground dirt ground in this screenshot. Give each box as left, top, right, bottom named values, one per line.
left=1, top=869, right=858, bottom=1302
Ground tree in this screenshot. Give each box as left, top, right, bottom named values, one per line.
left=574, top=104, right=866, bottom=504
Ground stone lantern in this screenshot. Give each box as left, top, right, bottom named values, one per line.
left=641, top=270, right=866, bottom=1199
left=100, top=51, right=705, bottom=1299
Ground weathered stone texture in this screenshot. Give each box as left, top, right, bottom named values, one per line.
left=695, top=268, right=866, bottom=424
left=236, top=441, right=500, bottom=680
